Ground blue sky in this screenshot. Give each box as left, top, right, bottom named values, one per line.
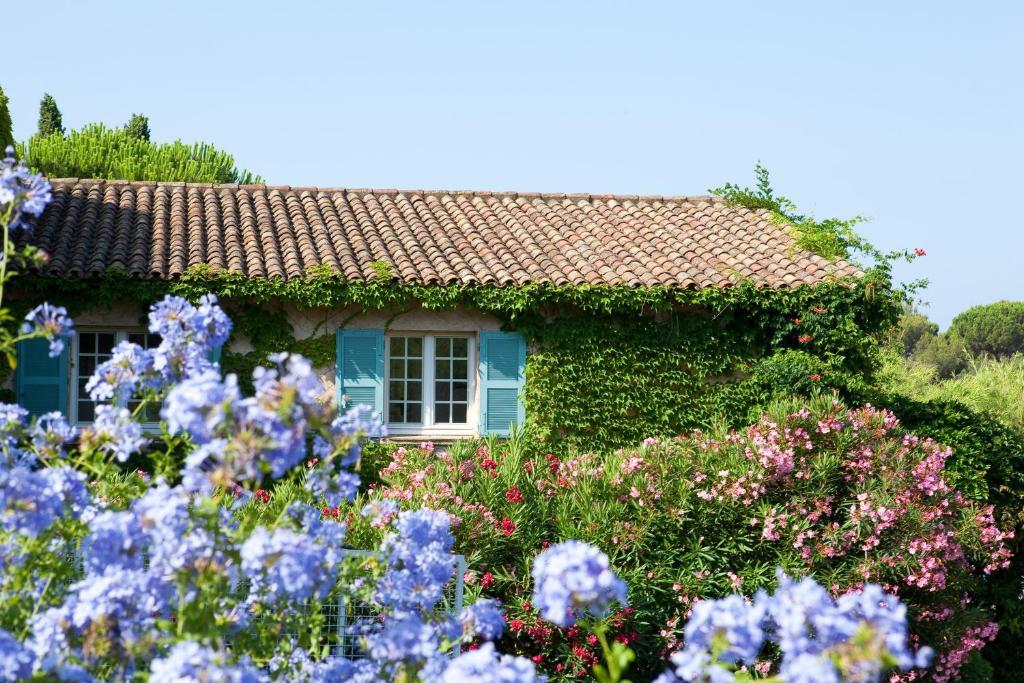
left=5, top=1, right=1021, bottom=327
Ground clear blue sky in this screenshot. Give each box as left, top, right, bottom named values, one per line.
left=6, top=1, right=1021, bottom=327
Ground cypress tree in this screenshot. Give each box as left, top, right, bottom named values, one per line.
left=0, top=85, right=14, bottom=152
left=37, top=93, right=64, bottom=137
left=124, top=113, right=150, bottom=141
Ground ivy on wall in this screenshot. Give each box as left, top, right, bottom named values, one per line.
left=10, top=259, right=902, bottom=447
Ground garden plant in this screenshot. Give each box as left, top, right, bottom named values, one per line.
left=0, top=150, right=958, bottom=681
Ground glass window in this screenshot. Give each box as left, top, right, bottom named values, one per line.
left=387, top=336, right=423, bottom=424
left=434, top=336, right=469, bottom=424
left=385, top=334, right=473, bottom=430
left=74, top=331, right=161, bottom=423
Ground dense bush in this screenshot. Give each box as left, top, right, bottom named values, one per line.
left=0, top=85, right=13, bottom=151
left=36, top=93, right=64, bottom=137
left=949, top=301, right=1024, bottom=360
left=354, top=398, right=1014, bottom=681
left=19, top=122, right=262, bottom=184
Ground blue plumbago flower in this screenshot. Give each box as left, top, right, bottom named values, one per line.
left=682, top=594, right=766, bottom=665
left=0, top=403, right=30, bottom=465
left=21, top=303, right=75, bottom=357
left=241, top=526, right=335, bottom=605
left=441, top=642, right=547, bottom=683
left=31, top=567, right=174, bottom=669
left=362, top=614, right=442, bottom=665
left=268, top=646, right=361, bottom=683
left=81, top=405, right=148, bottom=462
left=329, top=404, right=387, bottom=464
left=39, top=466, right=91, bottom=519
left=459, top=598, right=506, bottom=641
left=376, top=509, right=456, bottom=616
left=86, top=341, right=156, bottom=403
left=1, top=147, right=52, bottom=229
left=531, top=540, right=628, bottom=628
left=656, top=571, right=930, bottom=683
left=0, top=466, right=65, bottom=536
left=304, top=464, right=360, bottom=507
left=162, top=371, right=239, bottom=444
left=361, top=498, right=398, bottom=527
left=147, top=295, right=231, bottom=382
left=81, top=511, right=147, bottom=573
left=30, top=411, right=77, bottom=459
left=149, top=641, right=263, bottom=683
left=0, top=626, right=33, bottom=682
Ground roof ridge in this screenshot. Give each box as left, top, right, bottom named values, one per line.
left=44, top=177, right=724, bottom=205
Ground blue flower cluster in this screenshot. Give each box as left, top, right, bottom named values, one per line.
left=87, top=294, right=229, bottom=405
left=241, top=526, right=335, bottom=605
left=654, top=570, right=932, bottom=682
left=0, top=146, right=51, bottom=230
left=80, top=405, right=148, bottom=462
left=149, top=642, right=263, bottom=683
left=442, top=642, right=547, bottom=683
left=21, top=303, right=74, bottom=358
left=531, top=540, right=628, bottom=627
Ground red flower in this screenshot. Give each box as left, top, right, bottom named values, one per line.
left=915, top=248, right=927, bottom=256
left=812, top=306, right=828, bottom=314
left=505, top=486, right=524, bottom=504
left=481, top=572, right=495, bottom=589
left=254, top=489, right=271, bottom=504
left=135, top=469, right=148, bottom=479
left=321, top=506, right=331, bottom=516
left=792, top=317, right=802, bottom=325
left=531, top=654, right=544, bottom=664
left=509, top=619, right=525, bottom=633
left=588, top=634, right=598, bottom=646
left=496, top=517, right=516, bottom=536
left=798, top=335, right=814, bottom=344
left=524, top=461, right=534, bottom=474
left=809, top=373, right=822, bottom=381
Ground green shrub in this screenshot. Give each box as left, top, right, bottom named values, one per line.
left=949, top=301, right=1024, bottom=360
left=899, top=309, right=940, bottom=355
left=352, top=400, right=1013, bottom=680
left=19, top=122, right=262, bottom=183
left=37, top=93, right=64, bottom=137
left=913, top=332, right=970, bottom=378
left=124, top=112, right=151, bottom=141
left=0, top=85, right=13, bottom=151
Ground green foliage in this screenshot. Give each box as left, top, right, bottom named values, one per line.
left=711, top=163, right=873, bottom=262
left=19, top=123, right=262, bottom=183
left=37, top=93, right=64, bottom=137
left=0, top=85, right=13, bottom=151
left=912, top=332, right=969, bottom=379
left=898, top=308, right=939, bottom=355
left=949, top=301, right=1024, bottom=360
left=354, top=401, right=1012, bottom=680
left=14, top=260, right=901, bottom=449
left=123, top=112, right=151, bottom=141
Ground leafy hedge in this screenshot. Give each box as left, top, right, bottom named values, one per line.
left=349, top=399, right=1014, bottom=681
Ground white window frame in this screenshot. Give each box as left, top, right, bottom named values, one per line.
left=69, top=329, right=161, bottom=430
left=384, top=333, right=478, bottom=437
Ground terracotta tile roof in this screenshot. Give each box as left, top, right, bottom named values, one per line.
left=23, top=178, right=861, bottom=288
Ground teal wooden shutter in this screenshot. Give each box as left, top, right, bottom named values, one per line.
left=207, top=345, right=222, bottom=364
left=336, top=329, right=384, bottom=415
left=479, top=331, right=526, bottom=436
left=15, top=338, right=69, bottom=417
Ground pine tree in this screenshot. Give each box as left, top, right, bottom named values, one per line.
left=124, top=113, right=150, bottom=141
left=37, top=93, right=64, bottom=137
left=0, top=85, right=14, bottom=152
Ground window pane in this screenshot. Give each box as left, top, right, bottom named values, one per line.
left=407, top=359, right=422, bottom=379
left=80, top=356, right=96, bottom=375
left=389, top=381, right=405, bottom=401
left=389, top=403, right=404, bottom=423
left=407, top=403, right=422, bottom=423
left=407, top=381, right=421, bottom=401
left=436, top=382, right=450, bottom=401
left=453, top=338, right=468, bottom=357
left=78, top=402, right=94, bottom=422
left=98, top=333, right=116, bottom=354
left=436, top=404, right=450, bottom=423
left=453, top=359, right=467, bottom=380
left=453, top=382, right=467, bottom=402
left=408, top=337, right=423, bottom=357
left=389, top=358, right=404, bottom=379
left=128, top=333, right=145, bottom=346
left=452, top=403, right=467, bottom=423
left=390, top=337, right=405, bottom=356
left=80, top=334, right=95, bottom=353
left=436, top=359, right=450, bottom=380
left=436, top=337, right=451, bottom=356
